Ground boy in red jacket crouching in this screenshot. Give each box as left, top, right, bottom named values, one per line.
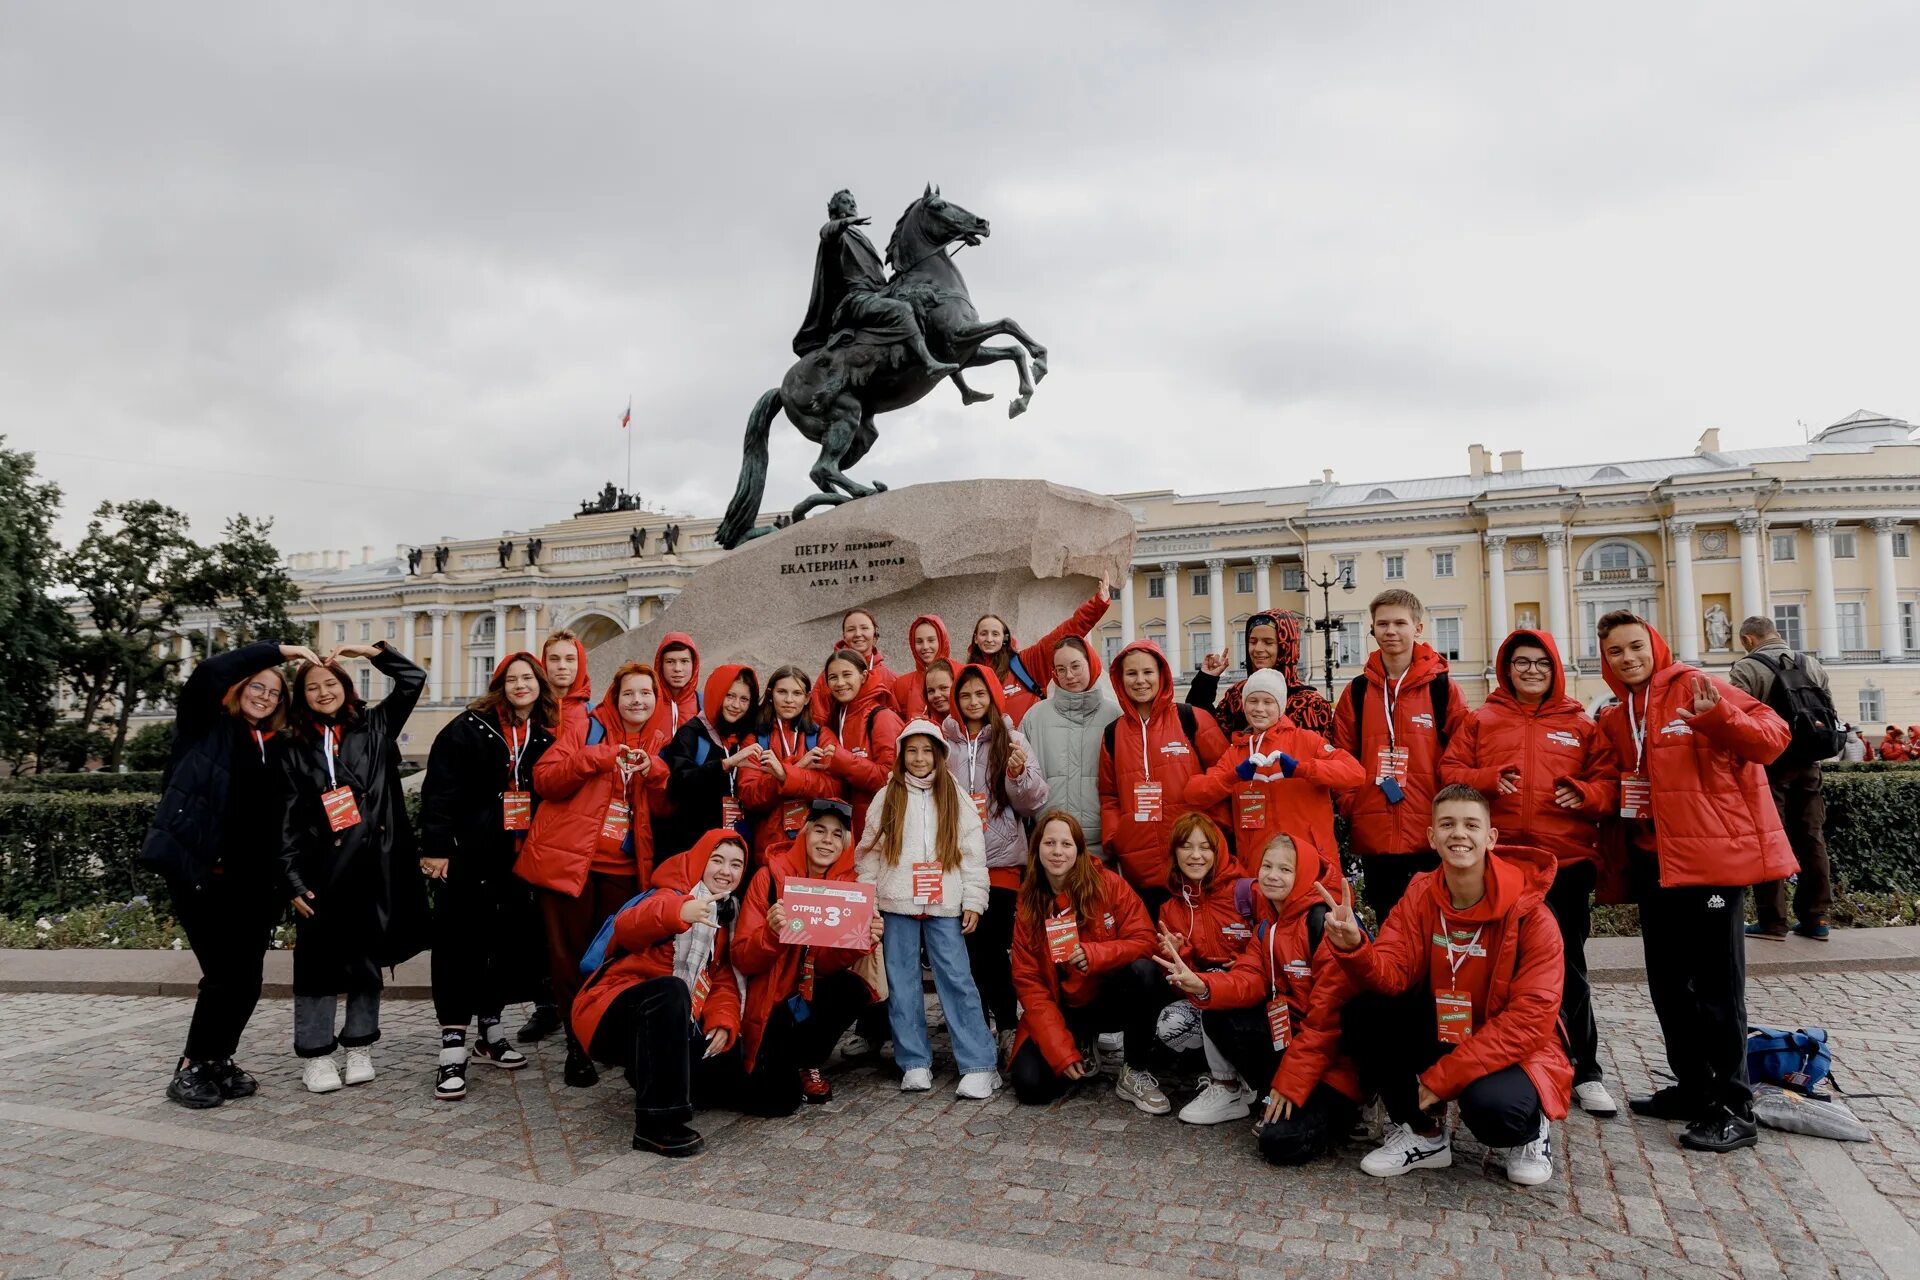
left=571, top=829, right=747, bottom=1158
left=1321, top=785, right=1573, bottom=1187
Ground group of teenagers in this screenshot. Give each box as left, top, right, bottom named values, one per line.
left=140, top=577, right=1802, bottom=1183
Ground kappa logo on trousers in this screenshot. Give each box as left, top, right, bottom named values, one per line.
left=1707, top=894, right=1726, bottom=909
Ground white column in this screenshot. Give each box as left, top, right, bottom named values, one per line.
left=493, top=604, right=509, bottom=662
left=1544, top=530, right=1572, bottom=661
left=398, top=610, right=418, bottom=659
left=1251, top=555, right=1273, bottom=612
left=1811, top=520, right=1840, bottom=660
left=523, top=602, right=539, bottom=655
left=1119, top=571, right=1136, bottom=643
left=177, top=634, right=195, bottom=679
left=626, top=594, right=643, bottom=630
left=1668, top=520, right=1699, bottom=664
left=1737, top=514, right=1765, bottom=624
left=1872, top=517, right=1903, bottom=660
left=428, top=608, right=448, bottom=703
left=1160, top=561, right=1183, bottom=675
left=1205, top=558, right=1228, bottom=663
left=1484, top=535, right=1508, bottom=649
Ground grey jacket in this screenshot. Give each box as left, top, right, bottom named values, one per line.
left=1020, top=686, right=1120, bottom=846
left=942, top=717, right=1050, bottom=872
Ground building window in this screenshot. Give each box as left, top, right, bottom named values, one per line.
left=1334, top=617, right=1361, bottom=667
left=1282, top=566, right=1304, bottom=592
left=1235, top=569, right=1254, bottom=595
left=1904, top=602, right=1917, bottom=652
left=1433, top=550, right=1455, bottom=578
left=1836, top=602, right=1866, bottom=651
left=1772, top=604, right=1803, bottom=651
left=1191, top=571, right=1209, bottom=597
left=1895, top=532, right=1911, bottom=558
left=358, top=621, right=371, bottom=642
left=1832, top=532, right=1857, bottom=559
left=1771, top=533, right=1796, bottom=562
left=1335, top=556, right=1356, bottom=586
left=471, top=655, right=495, bottom=697
left=1859, top=686, right=1884, bottom=724
left=1191, top=631, right=1211, bottom=665
left=1433, top=617, right=1462, bottom=661
left=1103, top=635, right=1121, bottom=664
left=386, top=620, right=397, bottom=641
left=1384, top=554, right=1405, bottom=581
left=1147, top=575, right=1165, bottom=600
left=333, top=622, right=346, bottom=643
left=357, top=666, right=372, bottom=700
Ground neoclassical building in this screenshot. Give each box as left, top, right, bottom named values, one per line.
left=176, top=411, right=1918, bottom=759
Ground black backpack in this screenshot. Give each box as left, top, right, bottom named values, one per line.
left=1347, top=671, right=1453, bottom=753
left=1748, top=651, right=1845, bottom=769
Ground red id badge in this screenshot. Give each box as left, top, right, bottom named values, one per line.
left=1619, top=774, right=1651, bottom=819
left=1375, top=746, right=1410, bottom=785
left=780, top=801, right=807, bottom=838
left=1132, top=781, right=1163, bottom=823
left=911, top=861, right=944, bottom=906
left=1235, top=786, right=1266, bottom=831
left=1265, top=997, right=1291, bottom=1050
left=689, top=968, right=712, bottom=1020
left=501, top=790, right=531, bottom=831
left=1435, top=989, right=1473, bottom=1044
left=970, top=791, right=989, bottom=826
left=721, top=796, right=745, bottom=829
left=321, top=785, right=362, bottom=833
left=1045, top=911, right=1080, bottom=962
left=599, top=800, right=632, bottom=844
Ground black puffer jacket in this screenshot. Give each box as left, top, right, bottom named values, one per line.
left=418, top=707, right=555, bottom=874
left=277, top=644, right=429, bottom=993
left=139, top=641, right=291, bottom=891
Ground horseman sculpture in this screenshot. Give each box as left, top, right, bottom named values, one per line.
left=716, top=184, right=1047, bottom=549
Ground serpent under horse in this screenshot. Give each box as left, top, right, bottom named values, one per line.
left=716, top=186, right=1047, bottom=549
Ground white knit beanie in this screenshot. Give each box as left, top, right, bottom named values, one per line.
left=1243, top=669, right=1289, bottom=706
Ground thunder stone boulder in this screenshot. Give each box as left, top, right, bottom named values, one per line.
left=590, top=479, right=1136, bottom=687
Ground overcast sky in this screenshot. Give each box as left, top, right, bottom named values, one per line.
left=4, top=2, right=1916, bottom=559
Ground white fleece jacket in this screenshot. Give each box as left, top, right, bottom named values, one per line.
left=853, top=774, right=990, bottom=917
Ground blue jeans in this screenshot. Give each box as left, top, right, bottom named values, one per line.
left=881, top=912, right=996, bottom=1075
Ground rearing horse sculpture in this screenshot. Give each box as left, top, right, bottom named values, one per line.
left=716, top=186, right=1047, bottom=549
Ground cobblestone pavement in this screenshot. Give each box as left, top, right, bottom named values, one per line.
left=1, top=972, right=1915, bottom=1279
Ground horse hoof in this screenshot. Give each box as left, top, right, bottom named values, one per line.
left=1032, top=361, right=1049, bottom=383
left=871, top=481, right=889, bottom=494
left=1008, top=399, right=1029, bottom=419
left=961, top=390, right=995, bottom=405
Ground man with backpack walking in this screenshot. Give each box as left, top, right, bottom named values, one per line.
left=1730, top=616, right=1843, bottom=941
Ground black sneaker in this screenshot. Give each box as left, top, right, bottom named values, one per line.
left=564, top=1043, right=600, bottom=1088
left=166, top=1062, right=224, bottom=1110
left=1679, top=1109, right=1759, bottom=1153
left=435, top=1060, right=468, bottom=1101
left=632, top=1122, right=705, bottom=1157
left=211, top=1059, right=258, bottom=1100
left=471, top=1037, right=528, bottom=1070
left=1628, top=1086, right=1702, bottom=1122
left=517, top=1004, right=562, bottom=1043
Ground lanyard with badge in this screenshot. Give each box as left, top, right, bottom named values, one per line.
left=602, top=743, right=637, bottom=845
left=720, top=736, right=747, bottom=832
left=964, top=729, right=989, bottom=826
left=1236, top=729, right=1270, bottom=831
left=775, top=722, right=808, bottom=837
left=1434, top=914, right=1483, bottom=1044
left=501, top=721, right=531, bottom=831
left=1264, top=920, right=1291, bottom=1050
left=319, top=727, right=362, bottom=832
left=1132, top=716, right=1163, bottom=823
left=1619, top=690, right=1652, bottom=818
left=1375, top=669, right=1411, bottom=802
left=908, top=787, right=945, bottom=906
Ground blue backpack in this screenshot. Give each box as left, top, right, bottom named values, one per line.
left=1007, top=652, right=1043, bottom=699
left=578, top=889, right=657, bottom=978
left=1747, top=1026, right=1833, bottom=1094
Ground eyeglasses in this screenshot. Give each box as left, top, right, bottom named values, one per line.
left=1508, top=658, right=1554, bottom=673
left=244, top=682, right=283, bottom=702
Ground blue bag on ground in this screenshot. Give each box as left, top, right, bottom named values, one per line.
left=1746, top=1026, right=1833, bottom=1094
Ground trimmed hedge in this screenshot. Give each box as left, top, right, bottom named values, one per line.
left=1822, top=767, right=1920, bottom=893
left=0, top=772, right=164, bottom=795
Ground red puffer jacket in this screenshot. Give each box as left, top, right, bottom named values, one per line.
left=1009, top=866, right=1155, bottom=1073
left=569, top=833, right=745, bottom=1053
left=550, top=635, right=593, bottom=741
left=807, top=645, right=901, bottom=726
left=1593, top=621, right=1794, bottom=889
left=1328, top=844, right=1573, bottom=1117
left=1098, top=641, right=1229, bottom=891
left=1199, top=840, right=1362, bottom=1107
left=734, top=719, right=845, bottom=868
left=518, top=688, right=665, bottom=896
left=639, top=632, right=702, bottom=753
left=1440, top=631, right=1613, bottom=865
left=731, top=836, right=876, bottom=1071
left=967, top=589, right=1110, bottom=726
left=822, top=670, right=904, bottom=841
left=1332, top=644, right=1474, bottom=857
left=892, top=614, right=951, bottom=721
left=1156, top=864, right=1253, bottom=971
left=1183, top=719, right=1364, bottom=865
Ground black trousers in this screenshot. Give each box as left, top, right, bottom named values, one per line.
left=1342, top=989, right=1543, bottom=1148
left=1544, top=859, right=1602, bottom=1085
left=1009, top=958, right=1161, bottom=1104
left=1632, top=851, right=1751, bottom=1116
left=964, top=886, right=1020, bottom=1032
left=1757, top=763, right=1831, bottom=929
left=169, top=872, right=282, bottom=1064
left=730, top=970, right=870, bottom=1118
left=1359, top=852, right=1441, bottom=926
left=430, top=865, right=540, bottom=1027
left=588, top=976, right=715, bottom=1128
left=1201, top=1004, right=1355, bottom=1165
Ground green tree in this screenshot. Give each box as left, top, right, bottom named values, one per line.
left=60, top=500, right=201, bottom=770
left=0, top=439, right=77, bottom=772
left=124, top=721, right=175, bottom=770
left=188, top=514, right=312, bottom=648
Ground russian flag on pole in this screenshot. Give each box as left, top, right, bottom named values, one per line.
left=621, top=399, right=632, bottom=430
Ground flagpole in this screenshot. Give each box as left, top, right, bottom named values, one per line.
left=624, top=395, right=633, bottom=496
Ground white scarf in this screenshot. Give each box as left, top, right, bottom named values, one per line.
left=671, top=882, right=718, bottom=990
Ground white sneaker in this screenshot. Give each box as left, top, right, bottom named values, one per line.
left=1115, top=1065, right=1171, bottom=1115
left=1505, top=1116, right=1554, bottom=1186
left=343, top=1048, right=375, bottom=1086
left=900, top=1067, right=933, bottom=1092
left=1360, top=1122, right=1452, bottom=1177
left=956, top=1071, right=1001, bottom=1100
left=1178, top=1079, right=1252, bottom=1126
left=1574, top=1081, right=1619, bottom=1117
left=302, top=1056, right=343, bottom=1094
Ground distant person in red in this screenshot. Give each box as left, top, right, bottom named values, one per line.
left=1878, top=725, right=1909, bottom=761
left=735, top=665, right=842, bottom=869
left=966, top=576, right=1110, bottom=724
left=807, top=609, right=899, bottom=723
left=893, top=614, right=951, bottom=720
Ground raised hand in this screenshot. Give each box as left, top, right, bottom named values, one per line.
left=680, top=896, right=719, bottom=927
left=1200, top=650, right=1231, bottom=677
left=1676, top=676, right=1720, bottom=719
left=1152, top=934, right=1206, bottom=996
left=1316, top=881, right=1365, bottom=952
left=1007, top=745, right=1028, bottom=777
left=279, top=644, right=323, bottom=666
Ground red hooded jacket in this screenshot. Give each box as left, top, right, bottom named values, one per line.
left=519, top=683, right=665, bottom=896
left=1332, top=644, right=1474, bottom=857
left=547, top=635, right=593, bottom=741
left=807, top=643, right=900, bottom=726
left=735, top=716, right=845, bottom=866
left=731, top=835, right=876, bottom=1071
left=1009, top=865, right=1155, bottom=1073
left=1183, top=717, right=1365, bottom=866
left=569, top=831, right=745, bottom=1053
left=1440, top=631, right=1613, bottom=866
left=1593, top=621, right=1794, bottom=889
left=969, top=589, right=1111, bottom=725
left=1880, top=727, right=1910, bottom=762
left=1157, top=860, right=1254, bottom=972
left=1327, top=844, right=1574, bottom=1117
left=822, top=667, right=905, bottom=841
left=640, top=632, right=702, bottom=752
left=1199, top=839, right=1363, bottom=1107
left=891, top=614, right=952, bottom=721
left=1097, top=641, right=1230, bottom=891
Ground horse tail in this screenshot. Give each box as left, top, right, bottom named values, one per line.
left=716, top=388, right=781, bottom=549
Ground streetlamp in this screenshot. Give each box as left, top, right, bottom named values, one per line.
left=1302, top=564, right=1356, bottom=700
